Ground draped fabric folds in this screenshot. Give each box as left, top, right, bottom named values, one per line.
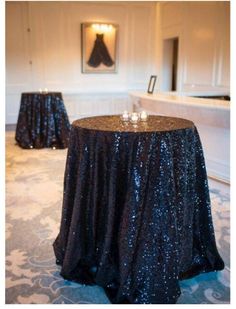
left=15, top=92, right=71, bottom=149
left=53, top=115, right=224, bottom=304
left=87, top=34, right=114, bottom=68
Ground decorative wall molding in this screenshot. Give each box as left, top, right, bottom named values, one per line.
left=6, top=2, right=32, bottom=92
left=63, top=92, right=133, bottom=123
left=160, top=1, right=230, bottom=93
left=6, top=92, right=133, bottom=124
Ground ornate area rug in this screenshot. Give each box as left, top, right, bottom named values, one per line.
left=5, top=131, right=230, bottom=304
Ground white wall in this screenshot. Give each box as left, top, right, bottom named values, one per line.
left=6, top=1, right=230, bottom=124
left=162, top=39, right=174, bottom=91
left=158, top=1, right=230, bottom=94
left=6, top=1, right=157, bottom=124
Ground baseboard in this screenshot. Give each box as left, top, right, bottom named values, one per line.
left=5, top=124, right=16, bottom=131
left=208, top=174, right=230, bottom=185
left=206, top=158, right=230, bottom=184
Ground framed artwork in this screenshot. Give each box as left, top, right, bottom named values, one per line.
left=81, top=22, right=118, bottom=73
left=147, top=75, right=157, bottom=94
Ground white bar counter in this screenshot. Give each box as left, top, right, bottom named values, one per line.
left=129, top=91, right=230, bottom=183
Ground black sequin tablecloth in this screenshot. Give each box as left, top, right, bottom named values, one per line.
left=53, top=115, right=224, bottom=304
left=15, top=92, right=71, bottom=149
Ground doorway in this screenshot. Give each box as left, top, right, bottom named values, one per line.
left=162, top=37, right=179, bottom=92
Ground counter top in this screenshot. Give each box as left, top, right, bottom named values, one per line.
left=130, top=92, right=230, bottom=111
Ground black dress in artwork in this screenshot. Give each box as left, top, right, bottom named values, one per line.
left=87, top=33, right=114, bottom=68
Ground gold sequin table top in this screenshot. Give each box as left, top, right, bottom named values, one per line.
left=72, top=115, right=194, bottom=133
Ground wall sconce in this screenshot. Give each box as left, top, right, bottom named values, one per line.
left=92, top=23, right=113, bottom=33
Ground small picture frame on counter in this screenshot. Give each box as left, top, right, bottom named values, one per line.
left=147, top=75, right=157, bottom=94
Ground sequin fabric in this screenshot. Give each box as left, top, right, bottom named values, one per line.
left=53, top=115, right=224, bottom=304
left=15, top=92, right=71, bottom=149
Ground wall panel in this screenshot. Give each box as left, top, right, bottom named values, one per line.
left=6, top=2, right=31, bottom=87
left=160, top=1, right=230, bottom=93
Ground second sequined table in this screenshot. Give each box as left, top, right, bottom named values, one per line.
left=53, top=115, right=224, bottom=304
left=15, top=92, right=71, bottom=149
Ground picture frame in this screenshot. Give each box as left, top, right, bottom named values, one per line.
left=81, top=22, right=118, bottom=73
left=147, top=75, right=157, bottom=94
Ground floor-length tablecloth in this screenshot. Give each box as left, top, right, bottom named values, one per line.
left=53, top=115, right=224, bottom=304
left=15, top=92, right=71, bottom=149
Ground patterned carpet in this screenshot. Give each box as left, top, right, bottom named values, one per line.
left=5, top=131, right=230, bottom=304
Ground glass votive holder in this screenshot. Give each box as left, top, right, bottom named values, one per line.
left=39, top=88, right=43, bottom=94
left=140, top=111, right=148, bottom=121
left=121, top=111, right=130, bottom=122
left=44, top=88, right=48, bottom=94
left=130, top=112, right=139, bottom=124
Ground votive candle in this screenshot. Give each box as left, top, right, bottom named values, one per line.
left=121, top=111, right=129, bottom=122
left=140, top=111, right=148, bottom=121
left=130, top=112, right=139, bottom=124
